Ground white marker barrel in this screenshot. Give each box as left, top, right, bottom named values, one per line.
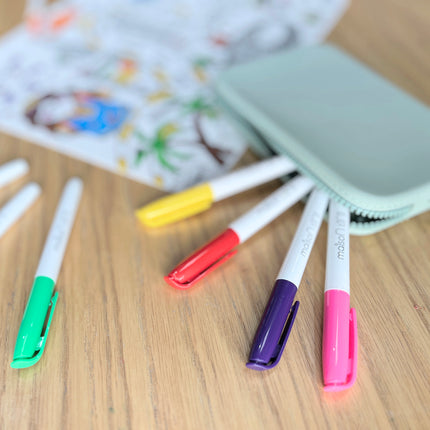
left=0, top=159, right=29, bottom=188
left=325, top=200, right=350, bottom=294
left=0, top=183, right=41, bottom=238
left=210, top=156, right=296, bottom=201
left=229, top=176, right=314, bottom=243
left=278, top=189, right=329, bottom=287
left=35, top=177, right=83, bottom=282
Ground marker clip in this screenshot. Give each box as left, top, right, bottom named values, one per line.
left=11, top=292, right=58, bottom=369
left=324, top=307, right=358, bottom=391
left=272, top=301, right=300, bottom=366
left=165, top=228, right=240, bottom=289
left=247, top=301, right=299, bottom=370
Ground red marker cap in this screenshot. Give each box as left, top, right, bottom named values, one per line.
left=165, top=228, right=240, bottom=289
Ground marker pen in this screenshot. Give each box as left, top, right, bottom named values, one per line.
left=247, top=189, right=329, bottom=370
left=0, top=159, right=29, bottom=188
left=165, top=176, right=314, bottom=289
left=136, top=155, right=296, bottom=227
left=323, top=200, right=357, bottom=391
left=0, top=183, right=41, bottom=238
left=11, top=177, right=83, bottom=369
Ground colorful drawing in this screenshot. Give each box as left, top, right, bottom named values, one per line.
left=25, top=0, right=75, bottom=34
left=192, top=57, right=212, bottom=82
left=116, top=58, right=138, bottom=84
left=0, top=0, right=348, bottom=191
left=25, top=91, right=129, bottom=134
left=183, top=97, right=230, bottom=165
left=147, top=90, right=173, bottom=103
left=134, top=123, right=190, bottom=173
left=79, top=54, right=139, bottom=85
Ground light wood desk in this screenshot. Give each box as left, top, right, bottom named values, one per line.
left=1, top=1, right=430, bottom=428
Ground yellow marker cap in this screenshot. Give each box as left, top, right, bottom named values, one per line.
left=136, top=183, right=214, bottom=227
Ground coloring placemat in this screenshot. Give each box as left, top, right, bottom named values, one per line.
left=0, top=0, right=349, bottom=191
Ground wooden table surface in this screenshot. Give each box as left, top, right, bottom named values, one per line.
left=1, top=1, right=430, bottom=429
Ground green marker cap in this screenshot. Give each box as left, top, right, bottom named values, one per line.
left=11, top=276, right=58, bottom=369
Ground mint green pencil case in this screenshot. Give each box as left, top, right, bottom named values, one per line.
left=214, top=44, right=430, bottom=235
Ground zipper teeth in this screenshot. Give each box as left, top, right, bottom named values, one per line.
left=351, top=217, right=400, bottom=230
left=279, top=151, right=412, bottom=222
left=312, top=178, right=411, bottom=220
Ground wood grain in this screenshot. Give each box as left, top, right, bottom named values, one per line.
left=0, top=1, right=430, bottom=429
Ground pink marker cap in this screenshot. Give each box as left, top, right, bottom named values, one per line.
left=322, top=290, right=358, bottom=392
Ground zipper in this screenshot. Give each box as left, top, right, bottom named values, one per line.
left=251, top=134, right=412, bottom=228
left=281, top=164, right=411, bottom=228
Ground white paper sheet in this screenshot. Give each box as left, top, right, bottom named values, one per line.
left=0, top=0, right=349, bottom=191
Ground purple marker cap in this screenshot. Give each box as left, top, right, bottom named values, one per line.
left=247, top=279, right=299, bottom=371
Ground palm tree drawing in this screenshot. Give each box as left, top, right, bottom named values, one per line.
left=134, top=123, right=189, bottom=173
left=183, top=97, right=230, bottom=165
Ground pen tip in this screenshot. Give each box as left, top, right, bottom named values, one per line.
left=135, top=207, right=154, bottom=227
left=10, top=358, right=34, bottom=369
left=246, top=361, right=269, bottom=371
left=323, top=383, right=349, bottom=392
left=164, top=274, right=189, bottom=289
